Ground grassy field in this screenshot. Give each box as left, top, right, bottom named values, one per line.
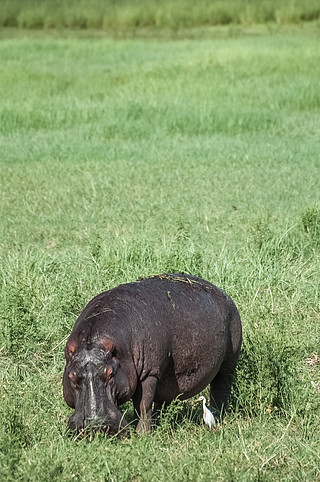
left=0, top=23, right=320, bottom=481
left=1, top=0, right=320, bottom=30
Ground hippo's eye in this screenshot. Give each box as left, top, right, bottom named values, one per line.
left=103, top=366, right=113, bottom=381
left=65, top=342, right=77, bottom=362
left=68, top=371, right=79, bottom=388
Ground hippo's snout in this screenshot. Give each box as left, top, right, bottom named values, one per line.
left=67, top=412, right=127, bottom=436
left=68, top=412, right=111, bottom=434
left=67, top=394, right=127, bottom=435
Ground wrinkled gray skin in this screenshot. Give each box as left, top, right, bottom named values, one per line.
left=63, top=273, right=242, bottom=435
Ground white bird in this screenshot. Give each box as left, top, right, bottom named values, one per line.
left=196, top=396, right=216, bottom=429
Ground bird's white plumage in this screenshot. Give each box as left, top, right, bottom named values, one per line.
left=196, top=396, right=216, bottom=429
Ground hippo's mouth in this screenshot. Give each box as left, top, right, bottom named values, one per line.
left=73, top=420, right=128, bottom=437
left=73, top=424, right=111, bottom=438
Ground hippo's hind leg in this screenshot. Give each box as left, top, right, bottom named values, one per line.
left=211, top=305, right=242, bottom=418
left=209, top=370, right=235, bottom=418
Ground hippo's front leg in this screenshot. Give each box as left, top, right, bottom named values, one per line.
left=133, top=376, right=158, bottom=432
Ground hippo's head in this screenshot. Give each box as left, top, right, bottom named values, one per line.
left=63, top=339, right=131, bottom=435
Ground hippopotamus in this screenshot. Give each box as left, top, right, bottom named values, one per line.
left=63, top=273, right=242, bottom=435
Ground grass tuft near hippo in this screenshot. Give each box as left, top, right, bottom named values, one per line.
left=63, top=273, right=242, bottom=435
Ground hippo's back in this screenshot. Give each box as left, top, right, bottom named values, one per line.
left=115, top=273, right=242, bottom=402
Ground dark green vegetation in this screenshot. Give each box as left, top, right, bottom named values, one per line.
left=1, top=0, right=320, bottom=30
left=0, top=24, right=320, bottom=480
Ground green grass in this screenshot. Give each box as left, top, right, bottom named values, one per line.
left=1, top=0, right=320, bottom=30
left=0, top=25, right=320, bottom=480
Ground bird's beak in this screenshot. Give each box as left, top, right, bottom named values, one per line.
left=195, top=398, right=200, bottom=402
